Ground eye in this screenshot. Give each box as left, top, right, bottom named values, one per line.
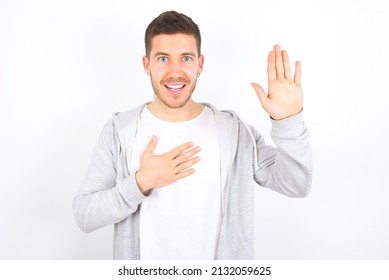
left=183, top=56, right=192, bottom=62
left=158, top=56, right=168, bottom=63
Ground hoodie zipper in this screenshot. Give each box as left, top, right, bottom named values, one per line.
left=216, top=119, right=240, bottom=259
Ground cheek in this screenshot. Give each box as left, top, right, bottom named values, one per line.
left=182, top=65, right=199, bottom=78
left=149, top=67, right=164, bottom=80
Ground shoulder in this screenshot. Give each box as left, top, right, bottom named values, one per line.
left=203, top=103, right=238, bottom=122
left=102, top=103, right=147, bottom=134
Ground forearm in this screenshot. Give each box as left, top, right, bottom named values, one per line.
left=254, top=111, right=313, bottom=197
left=73, top=174, right=145, bottom=233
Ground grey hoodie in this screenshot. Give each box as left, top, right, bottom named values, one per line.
left=73, top=103, right=312, bottom=259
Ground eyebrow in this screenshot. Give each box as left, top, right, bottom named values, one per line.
left=181, top=52, right=196, bottom=57
left=154, top=52, right=169, bottom=57
left=153, top=51, right=197, bottom=57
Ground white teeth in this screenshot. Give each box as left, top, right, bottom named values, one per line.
left=166, top=84, right=184, bottom=90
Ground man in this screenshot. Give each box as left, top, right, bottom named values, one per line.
left=73, top=11, right=312, bottom=260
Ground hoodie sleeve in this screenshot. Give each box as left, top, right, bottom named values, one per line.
left=73, top=120, right=146, bottom=233
left=252, top=111, right=313, bottom=197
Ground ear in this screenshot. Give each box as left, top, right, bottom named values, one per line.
left=198, top=54, right=204, bottom=75
left=142, top=55, right=151, bottom=76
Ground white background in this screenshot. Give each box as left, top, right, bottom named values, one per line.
left=0, top=0, right=388, bottom=259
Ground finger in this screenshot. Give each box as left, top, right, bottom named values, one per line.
left=267, top=50, right=276, bottom=82
left=167, top=141, right=195, bottom=159
left=174, top=168, right=195, bottom=180
left=294, top=61, right=302, bottom=85
left=274, top=45, right=284, bottom=79
left=175, top=156, right=200, bottom=173
left=282, top=50, right=292, bottom=80
left=143, top=135, right=157, bottom=156
left=251, top=83, right=270, bottom=109
left=174, top=146, right=201, bottom=164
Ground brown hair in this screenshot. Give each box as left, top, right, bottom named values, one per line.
left=145, top=11, right=201, bottom=57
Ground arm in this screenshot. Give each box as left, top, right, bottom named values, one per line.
left=73, top=121, right=145, bottom=233
left=73, top=122, right=202, bottom=233
left=251, top=45, right=312, bottom=197
left=252, top=112, right=312, bottom=197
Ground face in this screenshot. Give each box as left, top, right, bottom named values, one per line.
left=143, top=33, right=204, bottom=109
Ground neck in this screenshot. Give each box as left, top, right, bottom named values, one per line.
left=147, top=98, right=204, bottom=122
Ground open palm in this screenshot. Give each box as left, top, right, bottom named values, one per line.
left=252, top=45, right=303, bottom=120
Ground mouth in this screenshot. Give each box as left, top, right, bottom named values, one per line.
left=164, top=83, right=186, bottom=93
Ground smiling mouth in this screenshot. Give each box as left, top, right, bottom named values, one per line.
left=165, top=84, right=186, bottom=93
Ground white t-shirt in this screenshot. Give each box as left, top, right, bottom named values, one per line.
left=128, top=106, right=221, bottom=259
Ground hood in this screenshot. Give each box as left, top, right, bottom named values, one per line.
left=112, top=102, right=240, bottom=134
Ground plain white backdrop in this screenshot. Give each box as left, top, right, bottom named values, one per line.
left=0, top=0, right=388, bottom=259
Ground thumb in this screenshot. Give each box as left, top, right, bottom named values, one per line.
left=251, top=82, right=269, bottom=108
left=143, top=135, right=157, bottom=156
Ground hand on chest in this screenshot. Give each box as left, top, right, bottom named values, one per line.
left=142, top=118, right=220, bottom=182
left=130, top=106, right=221, bottom=183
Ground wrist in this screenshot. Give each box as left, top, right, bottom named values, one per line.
left=270, top=107, right=303, bottom=121
left=135, top=171, right=151, bottom=193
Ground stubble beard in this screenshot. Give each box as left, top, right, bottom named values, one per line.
left=150, top=75, right=198, bottom=109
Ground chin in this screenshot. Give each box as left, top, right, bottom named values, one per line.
left=158, top=93, right=192, bottom=109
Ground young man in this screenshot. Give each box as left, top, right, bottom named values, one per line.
left=73, top=11, right=312, bottom=260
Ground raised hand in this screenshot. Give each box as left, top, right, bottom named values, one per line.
left=135, top=136, right=201, bottom=193
left=251, top=45, right=303, bottom=120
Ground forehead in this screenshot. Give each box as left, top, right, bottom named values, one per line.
left=150, top=33, right=197, bottom=56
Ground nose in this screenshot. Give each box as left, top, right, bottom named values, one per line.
left=167, top=59, right=184, bottom=78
